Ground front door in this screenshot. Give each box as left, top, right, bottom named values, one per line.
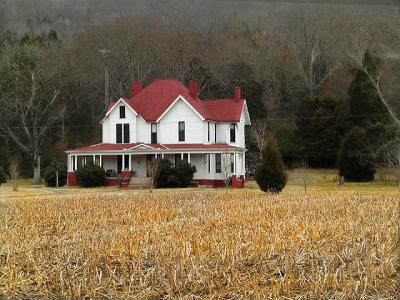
left=117, top=155, right=122, bottom=174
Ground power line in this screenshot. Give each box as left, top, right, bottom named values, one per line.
left=0, top=112, right=393, bottom=129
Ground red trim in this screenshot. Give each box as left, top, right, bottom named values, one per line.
left=105, top=178, right=120, bottom=186
left=67, top=172, right=77, bottom=186
left=195, top=179, right=227, bottom=188
left=66, top=143, right=239, bottom=152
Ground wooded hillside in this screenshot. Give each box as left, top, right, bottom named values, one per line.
left=0, top=0, right=399, bottom=179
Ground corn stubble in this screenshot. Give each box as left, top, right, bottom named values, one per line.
left=0, top=190, right=397, bottom=298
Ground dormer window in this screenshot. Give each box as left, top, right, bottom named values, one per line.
left=178, top=121, right=185, bottom=142
left=230, top=123, right=236, bottom=143
left=120, top=106, right=126, bottom=119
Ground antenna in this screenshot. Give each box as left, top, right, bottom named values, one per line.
left=99, top=49, right=111, bottom=108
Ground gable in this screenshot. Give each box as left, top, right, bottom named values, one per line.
left=156, top=96, right=205, bottom=122
left=101, top=98, right=137, bottom=123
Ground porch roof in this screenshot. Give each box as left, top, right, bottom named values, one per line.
left=66, top=143, right=242, bottom=154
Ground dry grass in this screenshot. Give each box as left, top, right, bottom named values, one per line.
left=0, top=189, right=398, bottom=299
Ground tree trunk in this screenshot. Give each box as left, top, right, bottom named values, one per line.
left=33, top=154, right=41, bottom=184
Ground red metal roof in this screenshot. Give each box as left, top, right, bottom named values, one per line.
left=107, top=79, right=244, bottom=122
left=67, top=143, right=239, bottom=153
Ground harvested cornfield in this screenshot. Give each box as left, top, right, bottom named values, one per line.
left=0, top=189, right=398, bottom=298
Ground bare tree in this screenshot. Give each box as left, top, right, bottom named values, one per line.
left=250, top=119, right=270, bottom=153
left=9, top=159, right=19, bottom=192
left=0, top=45, right=66, bottom=184
left=146, top=156, right=161, bottom=193
left=221, top=152, right=233, bottom=189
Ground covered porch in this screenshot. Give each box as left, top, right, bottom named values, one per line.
left=66, top=143, right=246, bottom=187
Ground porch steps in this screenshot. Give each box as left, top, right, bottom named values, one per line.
left=127, top=177, right=152, bottom=189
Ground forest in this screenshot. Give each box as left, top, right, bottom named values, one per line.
left=0, top=0, right=399, bottom=181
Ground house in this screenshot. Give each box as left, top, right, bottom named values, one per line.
left=66, top=79, right=251, bottom=187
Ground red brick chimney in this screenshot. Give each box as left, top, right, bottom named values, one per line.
left=188, top=80, right=199, bottom=99
left=131, top=82, right=142, bottom=97
left=234, top=86, right=241, bottom=102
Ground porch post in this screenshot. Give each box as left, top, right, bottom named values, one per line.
left=74, top=155, right=78, bottom=171
left=188, top=153, right=191, bottom=164
left=181, top=153, right=183, bottom=160
left=93, top=155, right=95, bottom=165
left=243, top=152, right=246, bottom=177
left=100, top=155, right=103, bottom=167
left=233, top=153, right=236, bottom=175
left=162, top=153, right=165, bottom=158
left=129, top=154, right=132, bottom=170
left=122, top=154, right=125, bottom=171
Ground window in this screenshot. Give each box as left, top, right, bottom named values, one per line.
left=120, top=106, right=126, bottom=119
left=124, top=154, right=130, bottom=170
left=151, top=123, right=157, bottom=144
left=231, top=154, right=234, bottom=173
left=178, top=121, right=185, bottom=142
left=116, top=123, right=129, bottom=143
left=175, top=154, right=181, bottom=165
left=214, top=124, right=217, bottom=143
left=116, top=124, right=122, bottom=143
left=124, top=124, right=130, bottom=143
left=215, top=154, right=221, bottom=173
left=208, top=122, right=210, bottom=142
left=230, top=123, right=236, bottom=143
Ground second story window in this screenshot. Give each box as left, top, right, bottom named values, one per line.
left=230, top=123, right=236, bottom=143
left=178, top=121, right=185, bottom=142
left=124, top=124, right=130, bottom=143
left=116, top=124, right=122, bottom=143
left=116, top=123, right=130, bottom=143
left=151, top=123, right=157, bottom=144
left=207, top=122, right=210, bottom=142
left=214, top=124, right=217, bottom=143
left=120, top=106, right=126, bottom=119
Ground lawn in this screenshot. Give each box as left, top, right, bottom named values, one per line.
left=0, top=170, right=398, bottom=298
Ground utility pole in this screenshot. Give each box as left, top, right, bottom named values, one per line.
left=99, top=49, right=111, bottom=108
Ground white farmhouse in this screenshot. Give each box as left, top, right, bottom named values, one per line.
left=66, top=79, right=251, bottom=187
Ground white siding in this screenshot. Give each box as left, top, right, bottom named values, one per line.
left=158, top=99, right=203, bottom=144
left=136, top=116, right=151, bottom=143
left=216, top=123, right=229, bottom=144
left=237, top=109, right=246, bottom=148
left=102, top=101, right=137, bottom=143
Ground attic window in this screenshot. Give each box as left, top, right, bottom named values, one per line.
left=120, top=106, right=126, bottom=119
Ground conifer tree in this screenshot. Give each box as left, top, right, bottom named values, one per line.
left=256, top=137, right=287, bottom=193
left=337, top=126, right=376, bottom=182
left=295, top=92, right=349, bottom=167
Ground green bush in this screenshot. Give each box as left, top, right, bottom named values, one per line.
left=155, top=159, right=196, bottom=188
left=174, top=161, right=196, bottom=188
left=337, top=126, right=376, bottom=182
left=44, top=165, right=67, bottom=187
left=0, top=166, right=7, bottom=185
left=155, top=159, right=174, bottom=188
left=76, top=162, right=106, bottom=187
left=256, top=137, right=287, bottom=193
